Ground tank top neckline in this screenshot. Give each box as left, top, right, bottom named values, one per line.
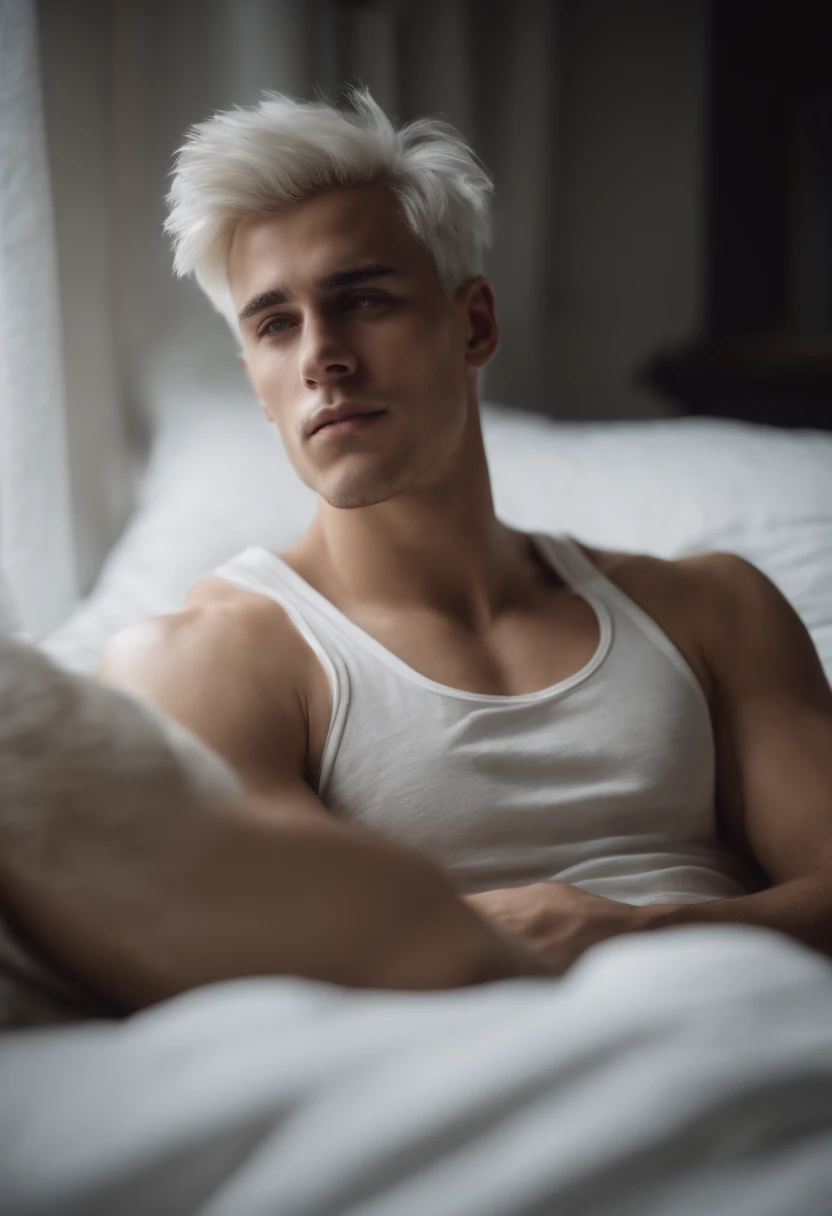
left=242, top=531, right=614, bottom=706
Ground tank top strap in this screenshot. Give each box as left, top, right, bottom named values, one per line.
left=212, top=546, right=336, bottom=662
left=531, top=531, right=606, bottom=590
left=211, top=547, right=351, bottom=792
left=540, top=532, right=710, bottom=716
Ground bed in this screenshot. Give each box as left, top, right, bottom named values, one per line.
left=2, top=389, right=832, bottom=1214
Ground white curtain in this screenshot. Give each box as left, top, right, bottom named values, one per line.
left=0, top=0, right=77, bottom=637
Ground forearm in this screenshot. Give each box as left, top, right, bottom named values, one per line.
left=0, top=792, right=544, bottom=1012
left=640, top=858, right=832, bottom=959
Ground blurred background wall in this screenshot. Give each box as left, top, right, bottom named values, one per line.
left=34, top=0, right=707, bottom=595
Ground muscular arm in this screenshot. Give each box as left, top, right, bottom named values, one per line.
left=1, top=592, right=540, bottom=1011
left=640, top=552, right=832, bottom=956
left=0, top=778, right=541, bottom=1012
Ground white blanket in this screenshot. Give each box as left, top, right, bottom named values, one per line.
left=2, top=925, right=831, bottom=1215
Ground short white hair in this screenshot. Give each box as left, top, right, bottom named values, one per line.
left=165, top=87, right=494, bottom=336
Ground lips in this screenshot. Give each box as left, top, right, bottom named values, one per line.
left=313, top=411, right=386, bottom=437
left=307, top=405, right=386, bottom=437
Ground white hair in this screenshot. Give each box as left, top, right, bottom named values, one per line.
left=165, top=87, right=494, bottom=336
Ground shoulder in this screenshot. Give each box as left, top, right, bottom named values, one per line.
left=571, top=537, right=723, bottom=615
left=575, top=538, right=817, bottom=688
left=98, top=575, right=313, bottom=783
left=573, top=537, right=767, bottom=603
left=568, top=539, right=790, bottom=705
left=667, top=550, right=824, bottom=691
left=100, top=575, right=304, bottom=689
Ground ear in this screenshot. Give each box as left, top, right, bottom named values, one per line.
left=458, top=277, right=499, bottom=369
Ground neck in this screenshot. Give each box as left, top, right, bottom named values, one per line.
left=292, top=400, right=532, bottom=628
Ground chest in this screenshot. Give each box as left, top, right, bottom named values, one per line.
left=350, top=589, right=602, bottom=693
left=316, top=609, right=718, bottom=893
left=302, top=560, right=713, bottom=790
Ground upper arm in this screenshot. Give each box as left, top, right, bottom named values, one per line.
left=693, top=552, right=832, bottom=884
left=97, top=588, right=323, bottom=814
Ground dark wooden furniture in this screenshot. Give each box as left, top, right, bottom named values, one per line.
left=643, top=0, right=832, bottom=429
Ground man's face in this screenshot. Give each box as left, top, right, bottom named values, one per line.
left=228, top=184, right=495, bottom=508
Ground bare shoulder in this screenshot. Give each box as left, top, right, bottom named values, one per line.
left=572, top=536, right=823, bottom=688
left=568, top=539, right=780, bottom=705
left=100, top=574, right=305, bottom=684
left=98, top=575, right=314, bottom=787
left=576, top=541, right=799, bottom=634
left=570, top=536, right=715, bottom=598
left=655, top=548, right=829, bottom=693
left=572, top=536, right=758, bottom=594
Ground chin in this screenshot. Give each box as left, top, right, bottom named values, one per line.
left=313, top=459, right=417, bottom=509
left=302, top=443, right=430, bottom=509
left=319, top=481, right=399, bottom=510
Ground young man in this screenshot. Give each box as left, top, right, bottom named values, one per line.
left=100, top=89, right=832, bottom=985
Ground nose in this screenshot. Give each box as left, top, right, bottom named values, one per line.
left=299, top=314, right=358, bottom=389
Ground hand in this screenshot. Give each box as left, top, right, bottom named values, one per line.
left=463, top=882, right=651, bottom=976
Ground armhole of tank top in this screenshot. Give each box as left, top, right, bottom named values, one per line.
left=552, top=533, right=713, bottom=723
left=211, top=560, right=349, bottom=799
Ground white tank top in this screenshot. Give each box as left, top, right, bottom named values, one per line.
left=213, top=532, right=760, bottom=905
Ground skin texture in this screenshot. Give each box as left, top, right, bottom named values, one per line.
left=96, top=182, right=832, bottom=987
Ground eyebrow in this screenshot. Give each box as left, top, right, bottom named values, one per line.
left=237, top=263, right=403, bottom=323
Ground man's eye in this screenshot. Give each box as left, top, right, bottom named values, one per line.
left=262, top=317, right=293, bottom=337
left=343, top=294, right=386, bottom=310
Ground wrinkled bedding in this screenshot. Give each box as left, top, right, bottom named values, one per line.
left=2, top=925, right=831, bottom=1215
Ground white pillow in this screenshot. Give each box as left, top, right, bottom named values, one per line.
left=42, top=394, right=832, bottom=685
left=0, top=627, right=241, bottom=1027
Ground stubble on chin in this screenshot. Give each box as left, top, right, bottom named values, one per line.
left=317, top=474, right=403, bottom=511
left=312, top=443, right=424, bottom=510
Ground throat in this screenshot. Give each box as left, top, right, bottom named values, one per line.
left=282, top=532, right=530, bottom=622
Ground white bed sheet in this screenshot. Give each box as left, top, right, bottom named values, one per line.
left=2, top=925, right=831, bottom=1215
